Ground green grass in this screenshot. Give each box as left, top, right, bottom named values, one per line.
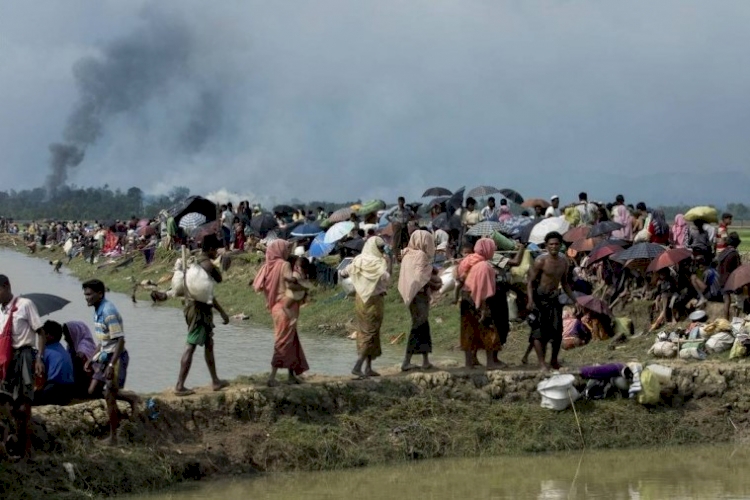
left=736, top=228, right=750, bottom=253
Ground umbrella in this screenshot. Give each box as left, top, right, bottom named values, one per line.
left=646, top=248, right=694, bottom=273
left=611, top=243, right=666, bottom=262
left=724, top=264, right=750, bottom=292
left=178, top=212, right=207, bottom=231
left=136, top=225, right=156, bottom=237
left=528, top=217, right=570, bottom=245
left=467, top=185, right=501, bottom=198
left=273, top=204, right=296, bottom=215
left=588, top=221, right=623, bottom=238
left=422, top=187, right=452, bottom=197
left=324, top=221, right=355, bottom=244
left=427, top=196, right=450, bottom=209
left=191, top=220, right=220, bottom=243
left=586, top=244, right=623, bottom=266
left=570, top=237, right=600, bottom=252
left=308, top=232, right=335, bottom=258
left=498, top=216, right=534, bottom=239
left=431, top=213, right=462, bottom=232
left=576, top=294, right=611, bottom=316
left=250, top=212, right=278, bottom=235
left=137, top=218, right=150, bottom=228
left=406, top=202, right=423, bottom=213
left=168, top=195, right=218, bottom=224
left=466, top=221, right=504, bottom=237
left=521, top=198, right=550, bottom=209
left=290, top=221, right=323, bottom=237
left=278, top=220, right=304, bottom=240
left=499, top=188, right=524, bottom=205
left=563, top=226, right=591, bottom=243
left=329, top=207, right=354, bottom=223
left=20, top=293, right=70, bottom=317
left=343, top=238, right=365, bottom=252
left=447, top=187, right=465, bottom=214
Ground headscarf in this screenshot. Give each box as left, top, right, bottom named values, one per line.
left=346, top=236, right=388, bottom=303
left=64, top=321, right=97, bottom=360
left=498, top=205, right=512, bottom=223
left=651, top=209, right=669, bottom=236
left=398, top=230, right=436, bottom=305
left=670, top=214, right=688, bottom=248
left=253, top=239, right=290, bottom=309
left=612, top=205, right=633, bottom=241
left=459, top=238, right=496, bottom=306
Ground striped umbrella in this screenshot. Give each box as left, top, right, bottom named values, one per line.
left=328, top=207, right=354, bottom=223
left=611, top=243, right=666, bottom=263
left=466, top=221, right=504, bottom=237
left=178, top=212, right=207, bottom=231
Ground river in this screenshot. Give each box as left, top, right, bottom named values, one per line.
left=131, top=444, right=750, bottom=499
left=0, top=249, right=410, bottom=393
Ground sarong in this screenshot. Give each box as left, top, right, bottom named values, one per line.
left=270, top=302, right=309, bottom=375
left=460, top=291, right=501, bottom=352
left=355, top=294, right=384, bottom=358
left=407, top=291, right=432, bottom=354
left=529, top=291, right=563, bottom=350
left=185, top=300, right=214, bottom=346
left=0, top=346, right=35, bottom=402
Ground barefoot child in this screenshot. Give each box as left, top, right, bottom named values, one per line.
left=283, top=256, right=312, bottom=326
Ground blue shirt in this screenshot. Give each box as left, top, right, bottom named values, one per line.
left=43, top=342, right=74, bottom=385
left=94, top=298, right=124, bottom=354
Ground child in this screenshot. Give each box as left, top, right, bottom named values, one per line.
left=283, top=256, right=312, bottom=326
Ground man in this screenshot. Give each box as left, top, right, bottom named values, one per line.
left=689, top=256, right=722, bottom=308
left=175, top=234, right=230, bottom=396
left=717, top=232, right=742, bottom=319
left=533, top=204, right=545, bottom=220
left=83, top=279, right=139, bottom=444
left=545, top=196, right=561, bottom=218
left=316, top=206, right=326, bottom=221
left=0, top=275, right=46, bottom=459
left=480, top=197, right=500, bottom=222
left=220, top=204, right=234, bottom=250
left=36, top=320, right=74, bottom=406
left=526, top=233, right=576, bottom=371
left=387, top=197, right=413, bottom=261
left=461, top=197, right=481, bottom=228
left=716, top=213, right=733, bottom=253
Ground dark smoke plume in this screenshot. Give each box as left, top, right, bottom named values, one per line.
left=46, top=10, right=194, bottom=193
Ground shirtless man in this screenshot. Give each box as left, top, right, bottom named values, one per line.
left=525, top=232, right=576, bottom=371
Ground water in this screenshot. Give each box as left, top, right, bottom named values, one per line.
left=134, top=445, right=750, bottom=499
left=0, top=249, right=404, bottom=393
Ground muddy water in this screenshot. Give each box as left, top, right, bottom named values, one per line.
left=0, top=249, right=410, bottom=393
left=136, top=445, right=750, bottom=499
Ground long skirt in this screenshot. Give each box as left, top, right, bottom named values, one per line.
left=407, top=290, right=432, bottom=355
left=355, top=294, right=384, bottom=359
left=460, top=292, right=501, bottom=352
left=271, top=302, right=309, bottom=375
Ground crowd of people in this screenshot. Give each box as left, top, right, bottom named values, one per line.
left=0, top=190, right=748, bottom=459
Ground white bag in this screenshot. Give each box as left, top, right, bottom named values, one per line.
left=649, top=341, right=677, bottom=358
left=339, top=275, right=356, bottom=296
left=537, top=374, right=579, bottom=411
left=705, top=332, right=734, bottom=353
left=185, top=263, right=215, bottom=304
left=507, top=291, right=518, bottom=321
left=633, top=228, right=650, bottom=243
left=439, top=266, right=457, bottom=295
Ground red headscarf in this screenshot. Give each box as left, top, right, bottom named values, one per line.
left=253, top=240, right=290, bottom=309
left=459, top=238, right=496, bottom=306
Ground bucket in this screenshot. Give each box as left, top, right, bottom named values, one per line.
left=537, top=374, right=579, bottom=411
left=646, top=363, right=672, bottom=383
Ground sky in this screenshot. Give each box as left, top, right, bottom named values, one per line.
left=2, top=1, right=750, bottom=207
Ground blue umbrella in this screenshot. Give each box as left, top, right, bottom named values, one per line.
left=308, top=232, right=335, bottom=258
left=290, top=222, right=323, bottom=238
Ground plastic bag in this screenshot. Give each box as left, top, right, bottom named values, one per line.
left=637, top=368, right=661, bottom=405
left=729, top=338, right=748, bottom=359
left=185, top=263, right=215, bottom=304
left=507, top=291, right=518, bottom=321
left=649, top=341, right=677, bottom=358
left=613, top=317, right=634, bottom=336
left=438, top=266, right=457, bottom=295
left=684, top=206, right=719, bottom=224
left=679, top=347, right=706, bottom=360
left=510, top=251, right=533, bottom=285
left=705, top=332, right=734, bottom=353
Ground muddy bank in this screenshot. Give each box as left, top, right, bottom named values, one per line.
left=5, top=363, right=750, bottom=499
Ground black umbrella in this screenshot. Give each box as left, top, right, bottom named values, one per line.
left=407, top=202, right=423, bottom=213
left=431, top=213, right=462, bottom=232
left=168, top=195, right=218, bottom=223
left=517, top=220, right=538, bottom=244
left=611, top=243, right=666, bottom=262
left=589, top=221, right=624, bottom=238
left=447, top=187, right=465, bottom=215
left=467, top=185, right=501, bottom=198
left=273, top=204, right=296, bottom=215
left=20, top=293, right=70, bottom=317
left=279, top=220, right=304, bottom=239
left=422, top=187, right=453, bottom=197
left=427, top=196, right=450, bottom=209
left=343, top=238, right=365, bottom=252
left=499, top=189, right=524, bottom=205
left=250, top=212, right=279, bottom=236
left=191, top=220, right=220, bottom=243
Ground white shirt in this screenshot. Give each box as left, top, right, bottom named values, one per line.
left=545, top=206, right=561, bottom=218
left=0, top=297, right=43, bottom=349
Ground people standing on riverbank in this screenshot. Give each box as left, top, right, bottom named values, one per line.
left=398, top=230, right=442, bottom=372
left=175, top=235, right=230, bottom=396
left=82, top=278, right=140, bottom=444
left=0, top=275, right=46, bottom=459
left=253, top=239, right=310, bottom=386
left=341, top=236, right=390, bottom=379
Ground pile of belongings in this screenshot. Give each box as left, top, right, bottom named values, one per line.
left=648, top=311, right=750, bottom=360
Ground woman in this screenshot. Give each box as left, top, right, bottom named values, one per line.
left=233, top=217, right=246, bottom=251
left=498, top=205, right=513, bottom=223
left=456, top=238, right=502, bottom=369
left=62, top=321, right=97, bottom=398
left=648, top=209, right=670, bottom=245
left=253, top=239, right=309, bottom=386
left=670, top=214, right=688, bottom=248
left=398, top=230, right=442, bottom=372
left=611, top=205, right=633, bottom=241
left=341, top=237, right=390, bottom=378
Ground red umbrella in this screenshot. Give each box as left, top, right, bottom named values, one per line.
left=646, top=248, right=693, bottom=273
left=521, top=198, right=550, bottom=209
left=570, top=237, right=600, bottom=252
left=563, top=226, right=591, bottom=243
left=329, top=207, right=355, bottom=223
left=576, top=294, right=611, bottom=316
left=586, top=244, right=622, bottom=266
left=724, top=264, right=750, bottom=292
left=136, top=225, right=156, bottom=237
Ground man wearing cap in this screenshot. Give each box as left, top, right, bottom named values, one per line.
left=545, top=196, right=561, bottom=218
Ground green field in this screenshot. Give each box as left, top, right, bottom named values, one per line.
left=737, top=228, right=750, bottom=252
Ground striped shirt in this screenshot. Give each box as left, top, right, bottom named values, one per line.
left=93, top=299, right=124, bottom=354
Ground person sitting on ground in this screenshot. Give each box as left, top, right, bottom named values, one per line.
left=581, top=310, right=613, bottom=341
left=35, top=321, right=75, bottom=406
left=689, top=256, right=722, bottom=308
left=650, top=268, right=679, bottom=331
left=62, top=321, right=97, bottom=398
left=561, top=306, right=590, bottom=350
left=717, top=232, right=742, bottom=319
left=282, top=256, right=313, bottom=326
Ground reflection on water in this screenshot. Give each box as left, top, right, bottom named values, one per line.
left=0, top=249, right=406, bottom=393
left=137, top=445, right=750, bottom=500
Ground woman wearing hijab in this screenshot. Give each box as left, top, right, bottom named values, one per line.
left=456, top=238, right=502, bottom=369
left=498, top=205, right=513, bottom=223
left=611, top=205, right=633, bottom=241
left=398, top=230, right=443, bottom=372
left=648, top=209, right=670, bottom=245
left=253, top=239, right=309, bottom=386
left=341, top=236, right=390, bottom=378
left=62, top=321, right=97, bottom=397
left=670, top=214, right=688, bottom=248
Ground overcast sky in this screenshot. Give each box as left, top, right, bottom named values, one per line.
left=2, top=1, right=749, bottom=206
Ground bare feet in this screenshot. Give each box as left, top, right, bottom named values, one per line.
left=401, top=363, right=419, bottom=372
left=212, top=380, right=230, bottom=391
left=351, top=368, right=365, bottom=380
left=421, top=363, right=434, bottom=371
left=539, top=363, right=551, bottom=373
left=267, top=379, right=280, bottom=387
left=550, top=361, right=562, bottom=370
left=365, top=370, right=380, bottom=377
left=287, top=375, right=302, bottom=385
left=486, top=361, right=505, bottom=371
left=174, top=388, right=195, bottom=397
